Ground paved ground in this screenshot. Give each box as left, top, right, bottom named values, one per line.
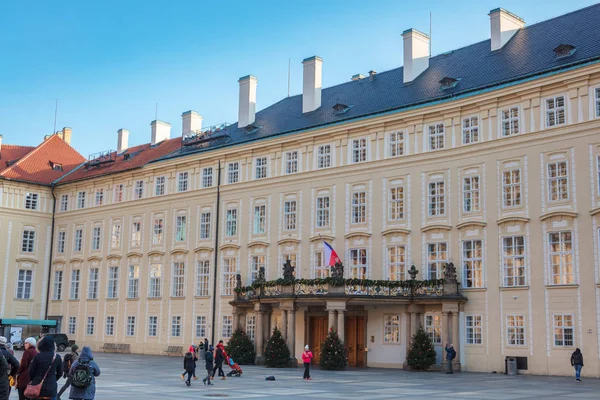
left=8, top=351, right=600, bottom=399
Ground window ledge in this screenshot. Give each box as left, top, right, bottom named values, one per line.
left=68, top=299, right=80, bottom=302
left=106, top=298, right=119, bottom=301
left=148, top=297, right=162, bottom=300
left=13, top=298, right=34, bottom=302
left=170, top=297, right=185, bottom=300
left=86, top=298, right=99, bottom=301
left=545, top=284, right=579, bottom=289
left=194, top=296, right=211, bottom=299
left=499, top=286, right=530, bottom=291
left=126, top=298, right=139, bottom=301
left=460, top=287, right=487, bottom=292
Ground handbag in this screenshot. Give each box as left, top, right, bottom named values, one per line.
left=24, top=354, right=56, bottom=398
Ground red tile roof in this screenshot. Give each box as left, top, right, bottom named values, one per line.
left=0, top=144, right=37, bottom=173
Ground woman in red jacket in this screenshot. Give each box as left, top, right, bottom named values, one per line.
left=301, top=345, right=313, bottom=380
left=16, top=337, right=37, bottom=400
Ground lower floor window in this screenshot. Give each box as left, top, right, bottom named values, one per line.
left=506, top=315, right=525, bottom=346
left=86, top=317, right=95, bottom=335
left=171, top=316, right=182, bottom=337
left=246, top=314, right=256, bottom=341
left=148, top=316, right=158, bottom=337
left=383, top=315, right=400, bottom=343
left=465, top=315, right=482, bottom=345
left=553, top=314, right=574, bottom=347
left=424, top=314, right=442, bottom=344
left=68, top=316, right=77, bottom=335
left=222, top=315, right=233, bottom=338
left=196, top=316, right=207, bottom=338
left=126, top=316, right=136, bottom=336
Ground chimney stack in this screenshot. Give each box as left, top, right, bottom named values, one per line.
left=402, top=29, right=430, bottom=83
left=150, top=120, right=171, bottom=145
left=489, top=8, right=525, bottom=51
left=238, top=75, right=258, bottom=128
left=368, top=70, right=377, bottom=81
left=117, top=129, right=129, bottom=153
left=182, top=110, right=203, bottom=134
left=61, top=127, right=72, bottom=145
left=302, top=56, right=323, bottom=113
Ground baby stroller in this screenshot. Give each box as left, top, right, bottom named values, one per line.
left=225, top=355, right=243, bottom=377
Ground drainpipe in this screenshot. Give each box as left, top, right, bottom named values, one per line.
left=211, top=160, right=222, bottom=345
left=44, top=184, right=57, bottom=321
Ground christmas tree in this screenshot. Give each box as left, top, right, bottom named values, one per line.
left=225, top=328, right=256, bottom=365
left=405, top=327, right=437, bottom=370
left=264, top=327, right=291, bottom=367
left=319, top=328, right=347, bottom=370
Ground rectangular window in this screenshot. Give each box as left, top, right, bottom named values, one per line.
left=16, top=269, right=33, bottom=299
left=283, top=200, right=297, bottom=231
left=25, top=192, right=38, bottom=210
left=95, top=189, right=104, bottom=206
left=131, top=221, right=141, bottom=247
left=501, top=106, right=520, bottom=136
left=387, top=245, right=406, bottom=281
left=595, top=88, right=600, bottom=118
left=148, top=264, right=162, bottom=298
left=425, top=315, right=442, bottom=344
left=68, top=317, right=77, bottom=335
left=111, top=223, right=121, bottom=249
left=127, top=265, right=140, bottom=298
left=153, top=218, right=164, bottom=245
left=506, top=315, right=525, bottom=346
left=253, top=205, right=266, bottom=234
left=255, top=157, right=268, bottom=179
left=597, top=156, right=600, bottom=196
left=465, top=315, right=483, bottom=345
left=202, top=167, right=213, bottom=188
left=351, top=138, right=367, bottom=163
left=57, top=231, right=66, bottom=254
left=351, top=191, right=366, bottom=224
left=246, top=314, right=256, bottom=341
left=317, top=145, right=331, bottom=169
left=195, top=260, right=210, bottom=296
left=196, top=316, right=207, bottom=338
left=105, top=316, right=115, bottom=336
left=251, top=255, right=265, bottom=283
left=88, top=268, right=99, bottom=299
left=462, top=240, right=483, bottom=288
left=388, top=132, right=404, bottom=157
left=427, top=242, right=447, bottom=280
left=548, top=161, right=569, bottom=202
left=148, top=316, right=158, bottom=337
left=60, top=194, right=69, bottom=211
left=503, top=236, right=526, bottom=287
left=383, top=315, right=400, bottom=343
left=86, top=316, right=95, bottom=335
left=549, top=231, right=573, bottom=285
left=222, top=258, right=237, bottom=296
left=463, top=176, right=480, bottom=213
left=52, top=270, right=63, bottom=300
left=221, top=315, right=233, bottom=338
left=389, top=186, right=404, bottom=220
left=462, top=116, right=479, bottom=144
left=70, top=269, right=80, bottom=300
left=554, top=314, right=574, bottom=347
left=226, top=209, right=237, bottom=237
left=349, top=248, right=367, bottom=279
left=155, top=176, right=166, bottom=196
left=546, top=96, right=566, bottom=127
left=126, top=316, right=136, bottom=336
left=178, top=172, right=189, bottom=192
left=114, top=184, right=124, bottom=202
left=228, top=162, right=239, bottom=184
left=91, top=226, right=101, bottom=251
left=428, top=123, right=444, bottom=150
left=77, top=191, right=86, bottom=209
left=316, top=196, right=330, bottom=228
left=172, top=262, right=185, bottom=297
left=314, top=251, right=330, bottom=278
left=200, top=212, right=211, bottom=239
left=175, top=215, right=186, bottom=242
left=73, top=229, right=83, bottom=252
left=285, top=151, right=299, bottom=174
left=134, top=180, right=144, bottom=199
left=21, top=230, right=35, bottom=253
left=171, top=316, right=182, bottom=337
left=502, top=169, right=521, bottom=208
left=107, top=266, right=119, bottom=299
left=428, top=181, right=445, bottom=217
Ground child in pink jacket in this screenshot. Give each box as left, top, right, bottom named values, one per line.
left=302, top=345, right=313, bottom=380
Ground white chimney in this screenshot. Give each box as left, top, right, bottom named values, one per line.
left=182, top=110, right=203, bottom=134
left=302, top=56, right=323, bottom=113
left=238, top=75, right=258, bottom=128
left=117, top=129, right=129, bottom=153
left=402, top=29, right=430, bottom=83
left=150, top=120, right=171, bottom=145
left=489, top=8, right=525, bottom=51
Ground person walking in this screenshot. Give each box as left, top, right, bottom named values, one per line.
left=302, top=345, right=313, bottom=380
left=0, top=353, right=10, bottom=400
left=202, top=346, right=214, bottom=386
left=445, top=343, right=456, bottom=374
left=0, top=336, right=19, bottom=398
left=16, top=337, right=38, bottom=400
left=67, top=346, right=100, bottom=400
left=571, top=348, right=584, bottom=382
left=182, top=352, right=196, bottom=387
left=212, top=341, right=226, bottom=380
left=28, top=336, right=63, bottom=400
left=57, top=344, right=79, bottom=399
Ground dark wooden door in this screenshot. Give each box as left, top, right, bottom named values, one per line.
left=345, top=316, right=366, bottom=367
left=309, top=316, right=327, bottom=364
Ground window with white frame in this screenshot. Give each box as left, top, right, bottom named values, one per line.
left=126, top=316, right=136, bottom=336
left=503, top=236, right=525, bottom=286
left=351, top=138, right=367, bottom=163
left=283, top=200, right=297, bottom=231
left=172, top=262, right=185, bottom=297
left=228, top=162, right=239, bottom=184
left=111, top=223, right=121, bottom=249
left=171, top=316, right=182, bottom=337
left=148, top=316, right=158, bottom=337
left=462, top=240, right=483, bottom=288
left=131, top=221, right=142, bottom=247
left=127, top=265, right=140, bottom=298
left=134, top=180, right=144, bottom=199
left=25, top=193, right=38, bottom=210
left=546, top=96, right=566, bottom=127
left=547, top=161, right=569, bottom=202
left=155, top=176, right=166, bottom=196
left=553, top=314, right=574, bottom=347
left=153, top=218, right=164, bottom=245
left=282, top=254, right=297, bottom=278
left=178, top=172, right=189, bottom=192
left=105, top=316, right=115, bottom=336
left=351, top=191, right=366, bottom=224
left=428, top=181, right=445, bottom=217
left=95, top=189, right=104, bottom=206
left=175, top=215, right=186, bottom=242
left=428, top=123, right=445, bottom=150
left=200, top=212, right=211, bottom=239
left=114, top=184, right=124, bottom=202
left=195, top=260, right=210, bottom=296
left=52, top=270, right=62, bottom=300
left=86, top=316, right=95, bottom=335
left=253, top=205, right=266, bottom=234
left=506, top=314, right=525, bottom=346
left=502, top=169, right=521, bottom=208
left=383, top=315, right=400, bottom=343
left=107, top=266, right=119, bottom=299
left=251, top=255, right=265, bottom=283
left=463, top=176, right=480, bottom=213
left=226, top=209, right=237, bottom=237
left=222, top=258, right=237, bottom=296
left=548, top=231, right=573, bottom=285
left=597, top=155, right=600, bottom=196
left=317, top=145, right=331, bottom=169
left=465, top=315, right=482, bottom=345
left=285, top=151, right=299, bottom=174
left=148, top=264, right=162, bottom=298
left=462, top=116, right=479, bottom=144
left=196, top=316, right=206, bottom=338
left=57, top=231, right=66, bottom=254
left=91, top=226, right=101, bottom=251
left=73, top=229, right=83, bottom=252
left=70, top=269, right=80, bottom=299
left=427, top=242, right=447, bottom=280
left=222, top=315, right=233, bottom=338
left=501, top=106, right=520, bottom=136
left=349, top=248, right=367, bottom=279
left=316, top=196, right=330, bottom=228
left=60, top=194, right=69, bottom=211
left=88, top=268, right=99, bottom=299
left=68, top=317, right=77, bottom=335
left=389, top=186, right=404, bottom=220
left=388, top=132, right=404, bottom=157
left=202, top=167, right=213, bottom=188
left=424, top=314, right=442, bottom=344
left=77, top=191, right=86, bottom=209
left=595, top=87, right=600, bottom=118
left=387, top=245, right=406, bottom=281
left=314, top=251, right=330, bottom=278
left=246, top=314, right=256, bottom=341
left=21, top=230, right=35, bottom=253
left=255, top=157, right=268, bottom=179
left=16, top=269, right=33, bottom=299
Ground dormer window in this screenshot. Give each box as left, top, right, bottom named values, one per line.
left=332, top=103, right=352, bottom=115
left=553, top=44, right=576, bottom=59
left=244, top=123, right=260, bottom=134
left=439, top=77, right=460, bottom=90
left=50, top=162, right=63, bottom=171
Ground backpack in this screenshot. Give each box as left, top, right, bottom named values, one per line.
left=63, top=353, right=74, bottom=372
left=71, top=362, right=93, bottom=389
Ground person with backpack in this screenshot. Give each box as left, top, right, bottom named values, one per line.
left=16, top=337, right=38, bottom=400
left=57, top=344, right=79, bottom=399
left=28, top=336, right=63, bottom=400
left=445, top=343, right=457, bottom=374
left=571, top=348, right=584, bottom=382
left=67, top=346, right=100, bottom=400
left=180, top=345, right=198, bottom=381
left=202, top=346, right=214, bottom=386
left=0, top=337, right=19, bottom=398
left=182, top=352, right=196, bottom=387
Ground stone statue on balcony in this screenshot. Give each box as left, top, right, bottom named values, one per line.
left=443, top=262, right=457, bottom=283
left=331, top=261, right=344, bottom=279
left=282, top=258, right=295, bottom=281
left=257, top=266, right=266, bottom=283
left=408, top=265, right=418, bottom=280
left=235, top=273, right=242, bottom=290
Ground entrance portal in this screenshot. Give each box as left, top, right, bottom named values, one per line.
left=309, top=316, right=328, bottom=364
left=345, top=316, right=365, bottom=367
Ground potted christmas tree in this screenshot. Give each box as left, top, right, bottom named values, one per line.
left=319, top=328, right=348, bottom=370
left=225, top=328, right=256, bottom=365
left=264, top=327, right=291, bottom=367
left=405, top=327, right=437, bottom=370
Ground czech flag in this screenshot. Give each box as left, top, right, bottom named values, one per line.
left=323, top=241, right=340, bottom=266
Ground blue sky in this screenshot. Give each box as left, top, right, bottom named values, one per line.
left=0, top=0, right=596, bottom=156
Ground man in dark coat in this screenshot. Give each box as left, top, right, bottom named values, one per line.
left=0, top=353, right=9, bottom=400
left=0, top=336, right=19, bottom=397
left=212, top=341, right=226, bottom=380
left=29, top=336, right=63, bottom=399
left=445, top=343, right=456, bottom=374
left=571, top=348, right=584, bottom=382
left=202, top=346, right=214, bottom=386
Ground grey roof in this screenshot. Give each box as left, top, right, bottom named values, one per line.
left=157, top=4, right=600, bottom=162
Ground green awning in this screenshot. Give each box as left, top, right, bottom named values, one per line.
left=0, top=319, right=57, bottom=327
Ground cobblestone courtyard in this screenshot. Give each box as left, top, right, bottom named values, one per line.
left=9, top=352, right=600, bottom=399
